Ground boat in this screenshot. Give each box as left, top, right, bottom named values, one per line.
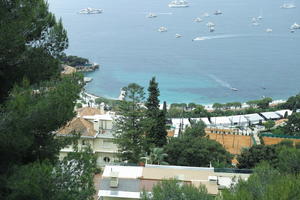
left=280, top=3, right=296, bottom=9
left=230, top=87, right=238, bottom=91
left=214, top=10, right=222, bottom=15
left=168, top=0, right=189, bottom=8
left=147, top=13, right=157, bottom=18
left=175, top=34, right=182, bottom=38
left=209, top=26, right=215, bottom=32
left=203, top=12, right=210, bottom=17
left=257, top=15, right=263, bottom=20
left=266, top=28, right=273, bottom=33
left=193, top=36, right=206, bottom=41
left=206, top=22, right=215, bottom=27
left=194, top=17, right=203, bottom=22
left=158, top=26, right=167, bottom=32
left=79, top=7, right=103, bottom=14
left=290, top=22, right=300, bottom=29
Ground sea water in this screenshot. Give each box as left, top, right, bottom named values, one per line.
left=49, top=0, right=300, bottom=104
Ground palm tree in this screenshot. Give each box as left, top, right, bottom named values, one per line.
left=149, top=147, right=168, bottom=165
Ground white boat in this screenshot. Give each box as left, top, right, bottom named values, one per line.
left=257, top=15, right=263, bottom=20
left=168, top=0, right=189, bottom=8
left=79, top=7, right=103, bottom=14
left=230, top=87, right=238, bottom=91
left=290, top=22, right=300, bottom=29
left=266, top=28, right=273, bottom=33
left=209, top=26, right=215, bottom=32
left=158, top=26, right=167, bottom=32
left=147, top=13, right=157, bottom=18
left=194, top=17, right=203, bottom=22
left=203, top=12, right=210, bottom=17
left=206, top=22, right=215, bottom=27
left=175, top=34, right=182, bottom=38
left=252, top=22, right=260, bottom=26
left=214, top=10, right=222, bottom=15
left=193, top=36, right=206, bottom=41
left=280, top=3, right=296, bottom=9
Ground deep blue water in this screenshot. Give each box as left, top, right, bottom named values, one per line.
left=49, top=0, right=300, bottom=104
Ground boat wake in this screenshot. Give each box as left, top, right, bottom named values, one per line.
left=193, top=34, right=243, bottom=41
left=158, top=12, right=173, bottom=15
left=208, top=74, right=234, bottom=90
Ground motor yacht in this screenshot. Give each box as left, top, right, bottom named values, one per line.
left=266, top=28, right=273, bottom=33
left=214, top=10, right=222, bottom=15
left=147, top=13, right=157, bottom=18
left=168, top=0, right=189, bottom=8
left=79, top=8, right=103, bottom=14
left=291, top=22, right=300, bottom=29
left=194, top=17, right=203, bottom=22
left=280, top=3, right=296, bottom=9
left=175, top=34, right=182, bottom=38
left=158, top=27, right=168, bottom=32
left=206, top=22, right=215, bottom=27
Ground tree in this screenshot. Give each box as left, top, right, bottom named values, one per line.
left=143, top=147, right=168, bottom=165
left=113, top=83, right=146, bottom=163
left=6, top=146, right=96, bottom=200
left=277, top=146, right=300, bottom=174
left=257, top=97, right=272, bottom=109
left=222, top=163, right=300, bottom=200
left=282, top=93, right=300, bottom=111
left=145, top=77, right=167, bottom=148
left=0, top=0, right=68, bottom=102
left=141, top=179, right=213, bottom=200
left=237, top=145, right=277, bottom=169
left=164, top=137, right=232, bottom=167
left=263, top=120, right=275, bottom=131
left=285, top=112, right=300, bottom=136
left=184, top=120, right=206, bottom=137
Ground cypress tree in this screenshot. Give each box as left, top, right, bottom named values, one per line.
left=145, top=77, right=167, bottom=148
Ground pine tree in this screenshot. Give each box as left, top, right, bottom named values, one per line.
left=113, top=83, right=146, bottom=163
left=145, top=77, right=167, bottom=148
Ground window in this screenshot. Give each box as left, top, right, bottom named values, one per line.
left=104, top=157, right=110, bottom=163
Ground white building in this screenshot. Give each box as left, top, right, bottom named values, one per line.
left=228, top=115, right=249, bottom=127
left=260, top=111, right=281, bottom=120
left=243, top=113, right=265, bottom=125
left=210, top=116, right=232, bottom=127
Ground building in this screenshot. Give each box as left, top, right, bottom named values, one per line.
left=228, top=115, right=249, bottom=127
left=98, top=165, right=251, bottom=200
left=243, top=113, right=265, bottom=125
left=210, top=116, right=232, bottom=127
left=259, top=111, right=281, bottom=120
left=57, top=112, right=118, bottom=167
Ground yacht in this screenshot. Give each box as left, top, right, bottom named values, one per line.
left=214, top=10, right=222, bottom=15
left=280, top=3, right=296, bottom=9
left=194, top=17, right=203, bottom=22
left=290, top=22, right=300, bottom=29
left=203, top=12, right=210, bottom=17
left=209, top=26, right=215, bottom=32
left=158, top=26, right=168, bottom=32
left=230, top=87, right=238, bottom=91
left=257, top=15, right=263, bottom=20
left=79, top=8, right=103, bottom=14
left=266, top=28, right=273, bottom=33
left=193, top=36, right=206, bottom=41
left=206, top=22, right=215, bottom=27
left=168, top=0, right=189, bottom=8
left=175, top=34, right=182, bottom=38
left=147, top=13, right=157, bottom=18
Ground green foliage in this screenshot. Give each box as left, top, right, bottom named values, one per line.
left=184, top=120, right=206, bottom=137
left=141, top=179, right=213, bottom=200
left=0, top=0, right=68, bottom=102
left=277, top=146, right=300, bottom=174
left=246, top=98, right=272, bottom=109
left=76, top=102, right=82, bottom=108
left=142, top=147, right=168, bottom=165
left=285, top=112, right=300, bottom=136
left=222, top=163, right=300, bottom=200
left=281, top=93, right=300, bottom=111
left=60, top=53, right=89, bottom=66
left=113, top=83, right=146, bottom=163
left=237, top=145, right=277, bottom=169
left=6, top=146, right=96, bottom=200
left=263, top=120, right=275, bottom=130
left=164, top=136, right=232, bottom=167
left=145, top=77, right=167, bottom=148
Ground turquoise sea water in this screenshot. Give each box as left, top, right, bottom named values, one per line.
left=49, top=0, right=300, bottom=104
